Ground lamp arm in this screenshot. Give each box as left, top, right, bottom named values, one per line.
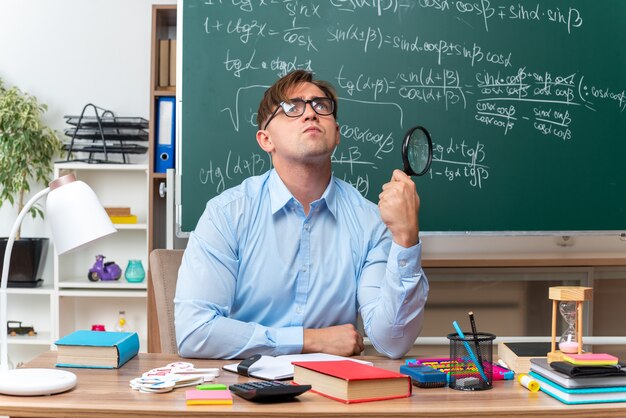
left=1, top=187, right=50, bottom=372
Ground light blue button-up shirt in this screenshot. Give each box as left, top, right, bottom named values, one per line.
left=175, top=169, right=429, bottom=359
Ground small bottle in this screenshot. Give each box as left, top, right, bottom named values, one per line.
left=115, top=310, right=127, bottom=332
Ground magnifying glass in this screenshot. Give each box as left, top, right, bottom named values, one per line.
left=402, top=126, right=433, bottom=176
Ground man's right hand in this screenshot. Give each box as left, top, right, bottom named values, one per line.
left=302, top=324, right=364, bottom=356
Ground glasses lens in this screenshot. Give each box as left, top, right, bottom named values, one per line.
left=281, top=101, right=302, bottom=116
left=280, top=98, right=334, bottom=117
left=311, top=98, right=333, bottom=115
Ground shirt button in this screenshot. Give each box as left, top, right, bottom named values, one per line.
left=403, top=299, right=409, bottom=304
left=304, top=223, right=310, bottom=230
left=399, top=260, right=407, bottom=267
left=301, top=265, right=307, bottom=272
left=296, top=306, right=303, bottom=314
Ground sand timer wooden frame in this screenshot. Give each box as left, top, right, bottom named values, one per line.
left=548, top=286, right=593, bottom=363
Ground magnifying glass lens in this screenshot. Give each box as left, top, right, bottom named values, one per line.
left=402, top=126, right=432, bottom=176
left=408, top=130, right=431, bottom=174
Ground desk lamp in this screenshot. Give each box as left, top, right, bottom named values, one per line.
left=0, top=174, right=116, bottom=395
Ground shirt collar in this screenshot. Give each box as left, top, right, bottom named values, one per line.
left=268, top=169, right=338, bottom=218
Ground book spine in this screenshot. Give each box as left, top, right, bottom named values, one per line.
left=116, top=332, right=140, bottom=368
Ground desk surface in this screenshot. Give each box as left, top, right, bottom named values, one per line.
left=1, top=352, right=625, bottom=417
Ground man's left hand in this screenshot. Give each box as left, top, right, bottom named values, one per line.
left=378, top=169, right=420, bottom=248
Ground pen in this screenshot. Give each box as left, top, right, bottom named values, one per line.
left=468, top=311, right=485, bottom=378
left=452, top=320, right=489, bottom=384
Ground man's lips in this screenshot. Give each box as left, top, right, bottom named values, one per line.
left=303, top=125, right=321, bottom=133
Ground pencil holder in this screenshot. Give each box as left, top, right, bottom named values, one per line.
left=446, top=332, right=496, bottom=391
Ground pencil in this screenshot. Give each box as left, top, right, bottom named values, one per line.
left=468, top=311, right=487, bottom=384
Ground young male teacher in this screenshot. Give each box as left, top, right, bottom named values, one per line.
left=175, top=70, right=429, bottom=359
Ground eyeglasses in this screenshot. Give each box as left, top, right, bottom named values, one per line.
left=263, top=97, right=335, bottom=130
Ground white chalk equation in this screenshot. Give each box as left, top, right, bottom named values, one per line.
left=186, top=0, right=626, bottom=214
left=199, top=150, right=269, bottom=194
left=430, top=137, right=490, bottom=189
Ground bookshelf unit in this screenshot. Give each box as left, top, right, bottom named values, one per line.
left=5, top=163, right=150, bottom=367
left=147, top=4, right=177, bottom=352
left=53, top=163, right=149, bottom=351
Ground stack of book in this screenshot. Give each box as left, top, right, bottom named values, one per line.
left=529, top=354, right=626, bottom=404
left=105, top=207, right=137, bottom=224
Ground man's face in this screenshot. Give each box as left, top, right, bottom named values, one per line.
left=257, top=82, right=340, bottom=166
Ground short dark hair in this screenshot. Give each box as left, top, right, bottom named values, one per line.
left=257, top=70, right=338, bottom=128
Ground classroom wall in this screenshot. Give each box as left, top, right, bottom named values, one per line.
left=2, top=0, right=626, bottom=263
left=0, top=0, right=173, bottom=261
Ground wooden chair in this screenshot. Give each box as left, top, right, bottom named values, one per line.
left=148, top=249, right=184, bottom=354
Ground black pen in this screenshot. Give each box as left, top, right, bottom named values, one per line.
left=468, top=311, right=488, bottom=384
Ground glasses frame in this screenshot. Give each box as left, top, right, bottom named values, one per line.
left=263, top=97, right=335, bottom=130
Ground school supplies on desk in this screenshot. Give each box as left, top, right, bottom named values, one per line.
left=292, top=360, right=412, bottom=404
left=518, top=373, right=540, bottom=392
left=129, top=362, right=219, bottom=394
left=563, top=353, right=619, bottom=366
left=223, top=353, right=372, bottom=381
left=186, top=389, right=233, bottom=405
left=530, top=358, right=626, bottom=389
left=529, top=372, right=626, bottom=405
left=54, top=330, right=139, bottom=369
left=451, top=320, right=489, bottom=383
left=406, top=358, right=514, bottom=381
left=399, top=364, right=447, bottom=388
left=498, top=341, right=551, bottom=374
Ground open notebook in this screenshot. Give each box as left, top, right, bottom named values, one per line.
left=223, top=353, right=373, bottom=380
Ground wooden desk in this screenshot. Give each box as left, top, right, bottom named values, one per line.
left=1, top=352, right=625, bottom=417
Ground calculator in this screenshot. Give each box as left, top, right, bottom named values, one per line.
left=228, top=380, right=311, bottom=402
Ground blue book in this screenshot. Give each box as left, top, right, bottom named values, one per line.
left=529, top=372, right=626, bottom=405
left=55, top=330, right=139, bottom=369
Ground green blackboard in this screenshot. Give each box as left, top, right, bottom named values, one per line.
left=180, top=0, right=626, bottom=233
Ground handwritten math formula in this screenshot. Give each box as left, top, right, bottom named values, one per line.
left=181, top=0, right=626, bottom=232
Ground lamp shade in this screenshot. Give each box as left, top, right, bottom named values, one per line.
left=46, top=174, right=116, bottom=255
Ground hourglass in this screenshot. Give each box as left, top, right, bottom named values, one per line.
left=558, top=301, right=578, bottom=353
left=548, top=286, right=592, bottom=363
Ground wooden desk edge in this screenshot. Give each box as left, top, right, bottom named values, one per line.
left=423, top=254, right=626, bottom=268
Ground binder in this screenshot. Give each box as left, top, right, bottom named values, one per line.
left=155, top=97, right=175, bottom=173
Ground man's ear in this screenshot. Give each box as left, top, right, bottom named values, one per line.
left=256, top=129, right=274, bottom=153
left=335, top=123, right=340, bottom=146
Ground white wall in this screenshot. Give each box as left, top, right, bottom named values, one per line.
left=0, top=0, right=173, bottom=253
left=2, top=0, right=626, bottom=261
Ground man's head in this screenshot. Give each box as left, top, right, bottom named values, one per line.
left=257, top=70, right=338, bottom=129
left=255, top=70, right=341, bottom=169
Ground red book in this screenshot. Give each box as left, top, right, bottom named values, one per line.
left=292, top=360, right=412, bottom=404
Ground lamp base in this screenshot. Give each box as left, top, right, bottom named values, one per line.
left=0, top=368, right=77, bottom=396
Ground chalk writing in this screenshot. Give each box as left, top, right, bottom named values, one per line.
left=181, top=0, right=626, bottom=233
left=431, top=138, right=490, bottom=188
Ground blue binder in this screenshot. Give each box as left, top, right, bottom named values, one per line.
left=155, top=97, right=176, bottom=173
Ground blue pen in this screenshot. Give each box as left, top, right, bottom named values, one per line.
left=452, top=321, right=489, bottom=384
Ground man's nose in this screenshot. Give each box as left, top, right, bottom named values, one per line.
left=302, top=102, right=318, bottom=121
